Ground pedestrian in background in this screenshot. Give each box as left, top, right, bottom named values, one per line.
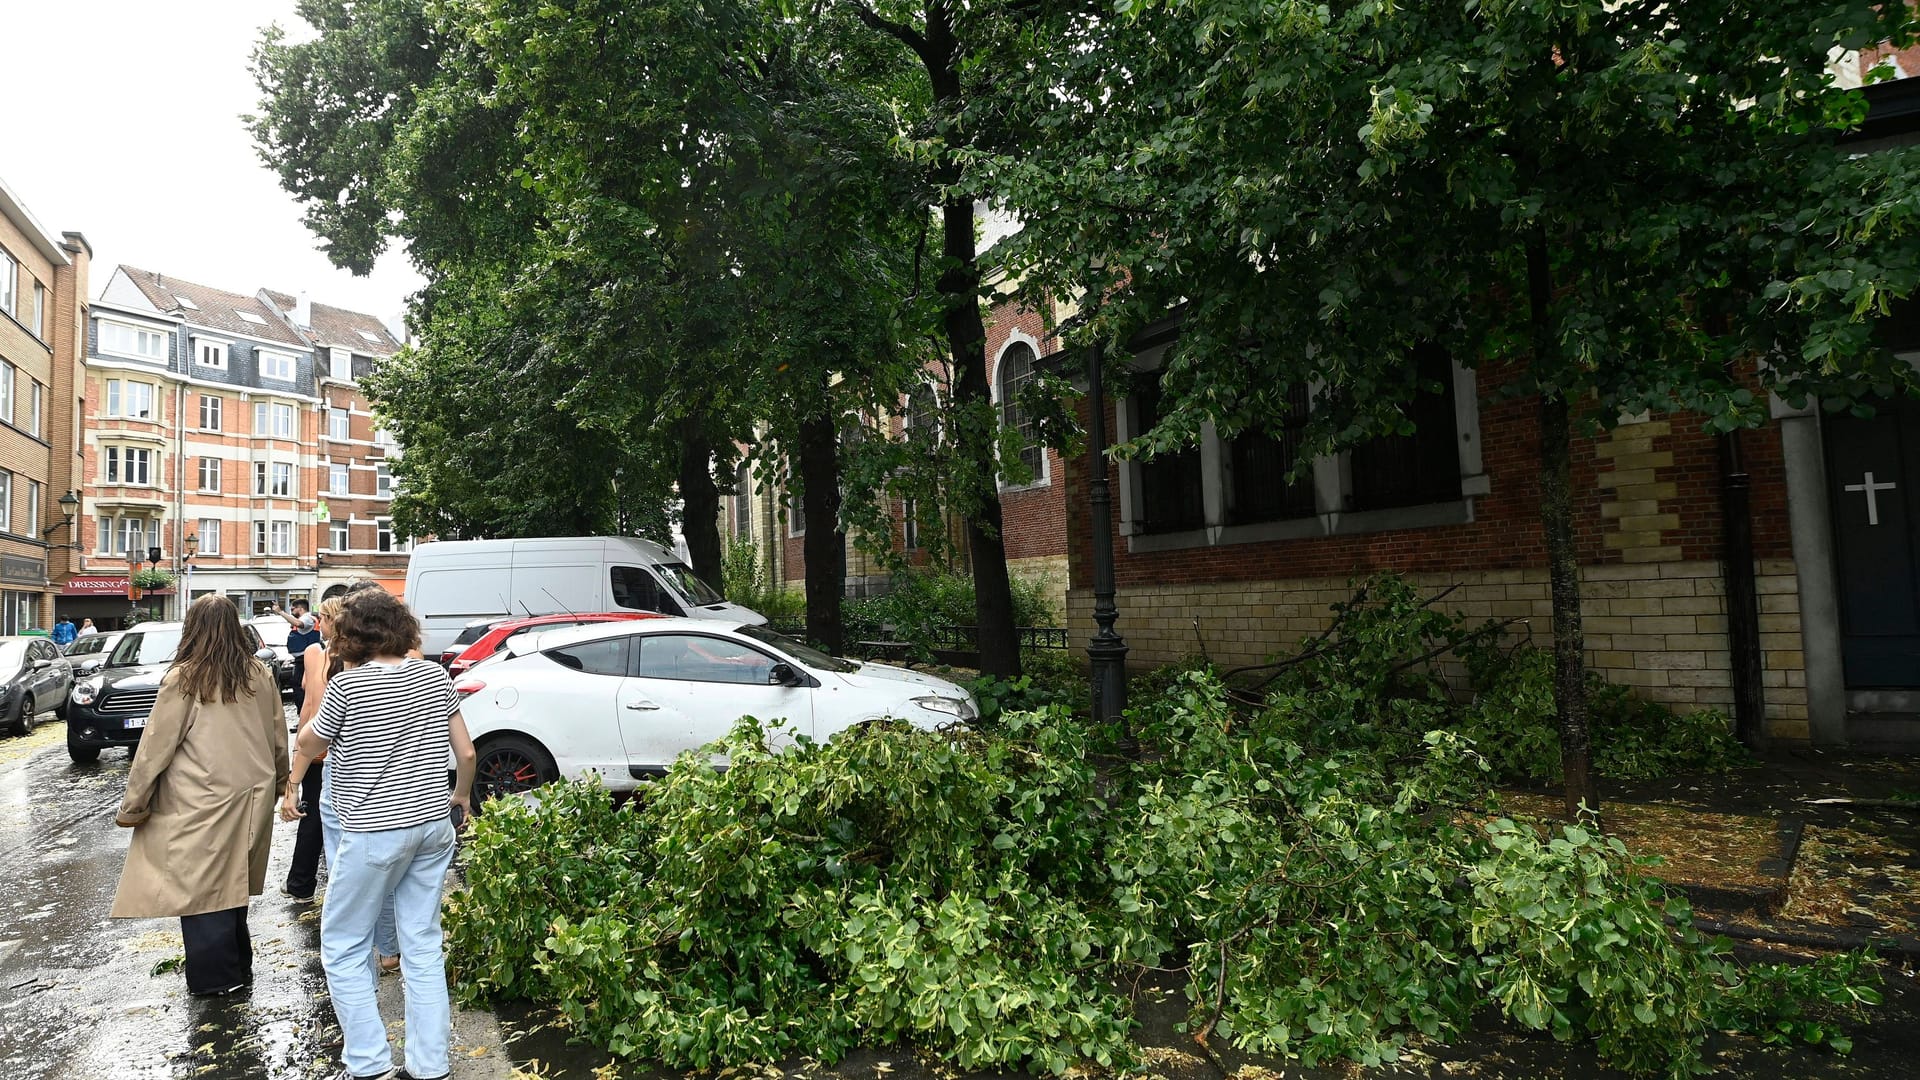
left=51, top=616, right=75, bottom=649
left=76, top=618, right=97, bottom=639
left=299, top=587, right=475, bottom=1080
left=110, top=595, right=287, bottom=996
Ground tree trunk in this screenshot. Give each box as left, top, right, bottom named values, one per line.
left=1528, top=232, right=1598, bottom=819
left=677, top=432, right=724, bottom=593
left=796, top=405, right=846, bottom=654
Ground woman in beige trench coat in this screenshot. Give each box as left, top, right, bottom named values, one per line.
left=111, top=595, right=288, bottom=996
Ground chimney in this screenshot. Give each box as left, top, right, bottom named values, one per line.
left=294, top=291, right=312, bottom=329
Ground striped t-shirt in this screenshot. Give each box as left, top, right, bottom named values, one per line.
left=314, top=658, right=460, bottom=832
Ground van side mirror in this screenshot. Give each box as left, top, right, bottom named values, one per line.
left=769, top=662, right=801, bottom=687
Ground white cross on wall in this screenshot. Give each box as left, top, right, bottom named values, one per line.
left=1844, top=471, right=1897, bottom=526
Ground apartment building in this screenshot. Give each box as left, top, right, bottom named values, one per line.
left=0, top=176, right=89, bottom=634
left=264, top=292, right=410, bottom=598
left=68, top=267, right=321, bottom=626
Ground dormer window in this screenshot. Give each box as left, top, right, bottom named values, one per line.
left=237, top=311, right=267, bottom=325
left=175, top=295, right=199, bottom=310
left=98, top=320, right=168, bottom=361
left=258, top=350, right=295, bottom=381
left=194, top=337, right=228, bottom=369
left=357, top=329, right=383, bottom=343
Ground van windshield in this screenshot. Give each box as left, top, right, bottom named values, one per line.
left=657, top=562, right=723, bottom=607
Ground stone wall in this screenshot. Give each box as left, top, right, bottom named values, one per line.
left=1066, top=558, right=1810, bottom=743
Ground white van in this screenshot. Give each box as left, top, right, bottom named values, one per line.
left=405, top=536, right=766, bottom=656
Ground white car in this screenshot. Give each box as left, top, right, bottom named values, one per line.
left=452, top=618, right=977, bottom=799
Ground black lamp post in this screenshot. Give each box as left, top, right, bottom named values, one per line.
left=42, top=490, right=80, bottom=546
left=1085, top=340, right=1131, bottom=733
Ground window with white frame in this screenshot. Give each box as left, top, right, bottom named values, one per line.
left=98, top=320, right=168, bottom=360
left=996, top=340, right=1046, bottom=484
left=25, top=480, right=39, bottom=537
left=375, top=464, right=392, bottom=497
left=329, top=519, right=349, bottom=551
left=198, top=519, right=220, bottom=555
left=376, top=519, right=395, bottom=552
left=373, top=426, right=396, bottom=448
left=271, top=462, right=293, bottom=497
left=0, top=363, right=13, bottom=426
left=0, top=471, right=10, bottom=533
left=119, top=517, right=147, bottom=556
left=0, top=250, right=15, bottom=317
left=29, top=381, right=41, bottom=438
left=330, top=348, right=352, bottom=381
left=105, top=379, right=154, bottom=419
left=258, top=350, right=295, bottom=381
left=329, top=463, right=350, bottom=495
left=198, top=457, right=222, bottom=492
left=32, top=282, right=45, bottom=338
left=253, top=401, right=295, bottom=438
left=104, top=445, right=152, bottom=485
left=200, top=394, right=222, bottom=430
left=270, top=520, right=293, bottom=555
left=327, top=407, right=350, bottom=441
left=194, top=338, right=228, bottom=369
left=253, top=520, right=267, bottom=555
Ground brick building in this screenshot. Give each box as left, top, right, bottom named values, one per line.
left=263, top=293, right=411, bottom=599
left=1058, top=70, right=1920, bottom=750
left=0, top=176, right=89, bottom=633
left=66, top=267, right=323, bottom=626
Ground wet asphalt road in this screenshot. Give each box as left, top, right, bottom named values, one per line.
left=0, top=713, right=511, bottom=1080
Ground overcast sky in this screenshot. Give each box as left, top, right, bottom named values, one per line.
left=1, top=2, right=423, bottom=328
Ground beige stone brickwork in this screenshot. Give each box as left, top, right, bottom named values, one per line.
left=1596, top=418, right=1684, bottom=563
left=1011, top=554, right=1069, bottom=622
left=1067, top=558, right=1810, bottom=744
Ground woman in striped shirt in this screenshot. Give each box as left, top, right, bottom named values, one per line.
left=297, top=587, right=476, bottom=1080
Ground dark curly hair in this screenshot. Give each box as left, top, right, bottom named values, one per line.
left=330, top=586, right=421, bottom=665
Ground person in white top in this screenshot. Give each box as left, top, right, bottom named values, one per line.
left=76, top=618, right=98, bottom=639
left=296, top=588, right=476, bottom=1080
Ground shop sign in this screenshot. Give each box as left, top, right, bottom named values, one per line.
left=0, top=555, right=46, bottom=586
left=62, top=575, right=173, bottom=596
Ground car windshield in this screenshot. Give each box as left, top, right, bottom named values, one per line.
left=108, top=629, right=182, bottom=667
left=0, top=641, right=27, bottom=670
left=735, top=624, right=859, bottom=673
left=65, top=637, right=101, bottom=656
left=657, top=562, right=724, bottom=607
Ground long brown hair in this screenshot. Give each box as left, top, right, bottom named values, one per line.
left=171, top=595, right=264, bottom=704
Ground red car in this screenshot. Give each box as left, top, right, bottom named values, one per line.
left=440, top=612, right=662, bottom=675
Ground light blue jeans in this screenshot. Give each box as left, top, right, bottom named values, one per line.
left=320, top=777, right=400, bottom=960
left=320, top=815, right=458, bottom=1080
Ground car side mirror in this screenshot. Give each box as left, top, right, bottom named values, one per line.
left=255, top=647, right=277, bottom=662
left=769, top=662, right=801, bottom=687
left=31, top=659, right=49, bottom=670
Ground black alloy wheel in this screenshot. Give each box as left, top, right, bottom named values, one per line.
left=472, top=735, right=558, bottom=808
left=17, top=696, right=35, bottom=736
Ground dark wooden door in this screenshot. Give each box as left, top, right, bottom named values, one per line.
left=1826, top=396, right=1920, bottom=687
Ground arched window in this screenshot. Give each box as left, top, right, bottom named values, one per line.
left=997, top=341, right=1044, bottom=481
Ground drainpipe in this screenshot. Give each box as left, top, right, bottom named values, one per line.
left=1720, top=429, right=1766, bottom=748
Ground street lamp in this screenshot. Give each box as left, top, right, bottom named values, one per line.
left=42, top=490, right=81, bottom=547
left=1084, top=340, right=1131, bottom=736
left=180, top=533, right=199, bottom=619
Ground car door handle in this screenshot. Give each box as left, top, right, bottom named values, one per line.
left=624, top=701, right=660, bottom=711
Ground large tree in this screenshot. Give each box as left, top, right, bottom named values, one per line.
left=986, top=0, right=1920, bottom=813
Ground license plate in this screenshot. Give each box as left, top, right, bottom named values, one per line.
left=123, top=717, right=147, bottom=730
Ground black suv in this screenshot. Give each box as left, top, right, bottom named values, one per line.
left=66, top=622, right=270, bottom=763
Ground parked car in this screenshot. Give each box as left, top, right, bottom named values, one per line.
left=67, top=621, right=271, bottom=763
left=452, top=618, right=977, bottom=802
left=442, top=612, right=663, bottom=675
left=60, top=630, right=125, bottom=677
left=406, top=536, right=765, bottom=656
left=0, top=637, right=74, bottom=736
left=248, top=616, right=300, bottom=698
